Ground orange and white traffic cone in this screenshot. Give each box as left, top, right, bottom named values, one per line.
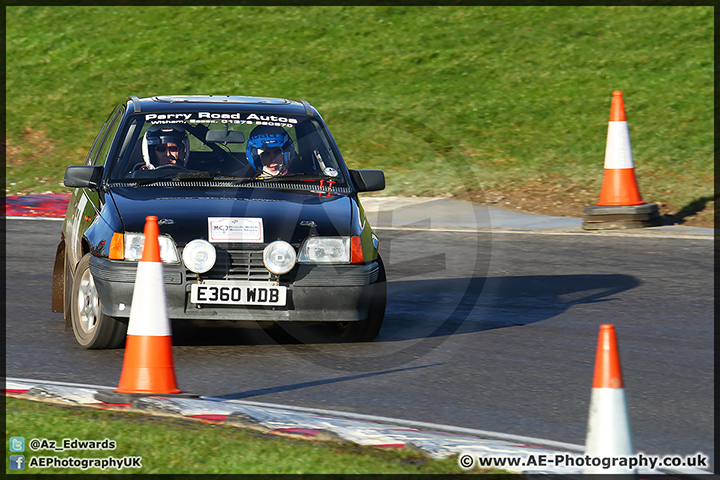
left=583, top=91, right=659, bottom=230
left=115, top=215, right=180, bottom=395
left=583, top=324, right=635, bottom=474
left=95, top=216, right=190, bottom=404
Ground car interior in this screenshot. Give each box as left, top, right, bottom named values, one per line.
left=114, top=118, right=341, bottom=182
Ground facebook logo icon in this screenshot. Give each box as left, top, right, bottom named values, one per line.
left=10, top=455, right=25, bottom=470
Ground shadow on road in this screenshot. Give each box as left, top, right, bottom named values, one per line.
left=210, top=363, right=442, bottom=400
left=170, top=273, right=639, bottom=347
left=377, top=273, right=640, bottom=342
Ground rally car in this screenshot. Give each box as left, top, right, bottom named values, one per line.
left=51, top=95, right=386, bottom=349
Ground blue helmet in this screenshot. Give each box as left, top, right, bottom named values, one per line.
left=246, top=126, right=294, bottom=171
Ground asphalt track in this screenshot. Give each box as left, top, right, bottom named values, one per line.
left=4, top=195, right=715, bottom=472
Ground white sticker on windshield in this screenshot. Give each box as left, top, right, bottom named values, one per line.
left=323, top=167, right=339, bottom=177
left=208, top=217, right=264, bottom=243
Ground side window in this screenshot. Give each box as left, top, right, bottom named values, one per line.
left=84, top=117, right=111, bottom=166
left=92, top=106, right=125, bottom=167
left=111, top=117, right=143, bottom=178
left=93, top=105, right=125, bottom=165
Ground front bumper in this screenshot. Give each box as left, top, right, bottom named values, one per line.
left=89, top=255, right=381, bottom=322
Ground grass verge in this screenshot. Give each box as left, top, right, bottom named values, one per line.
left=5, top=6, right=714, bottom=226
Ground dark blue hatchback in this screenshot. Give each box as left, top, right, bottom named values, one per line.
left=52, top=95, right=386, bottom=348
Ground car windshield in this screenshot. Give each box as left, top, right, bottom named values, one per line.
left=108, top=112, right=348, bottom=186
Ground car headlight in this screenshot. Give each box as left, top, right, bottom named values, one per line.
left=123, top=233, right=179, bottom=263
left=298, top=237, right=350, bottom=264
left=182, top=239, right=216, bottom=274
left=263, top=240, right=297, bottom=275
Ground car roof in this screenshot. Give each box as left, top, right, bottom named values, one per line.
left=127, top=95, right=318, bottom=117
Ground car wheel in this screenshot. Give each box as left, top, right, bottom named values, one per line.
left=70, top=253, right=127, bottom=349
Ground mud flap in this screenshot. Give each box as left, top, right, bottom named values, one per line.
left=51, top=236, right=65, bottom=314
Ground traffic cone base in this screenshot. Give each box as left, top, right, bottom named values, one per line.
left=583, top=203, right=659, bottom=230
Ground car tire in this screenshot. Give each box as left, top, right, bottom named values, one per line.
left=70, top=253, right=127, bottom=349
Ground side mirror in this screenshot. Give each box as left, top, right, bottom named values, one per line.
left=206, top=130, right=245, bottom=144
left=64, top=165, right=104, bottom=189
left=350, top=169, right=385, bottom=192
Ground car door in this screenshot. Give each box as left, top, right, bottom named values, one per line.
left=64, top=104, right=125, bottom=270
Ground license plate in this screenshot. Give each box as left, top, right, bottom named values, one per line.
left=190, top=283, right=287, bottom=306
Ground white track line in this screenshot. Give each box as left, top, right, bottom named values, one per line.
left=375, top=225, right=714, bottom=240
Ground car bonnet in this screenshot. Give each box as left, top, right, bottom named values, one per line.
left=107, top=187, right=357, bottom=246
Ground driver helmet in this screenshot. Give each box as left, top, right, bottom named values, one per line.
left=141, top=124, right=190, bottom=168
left=246, top=125, right=294, bottom=174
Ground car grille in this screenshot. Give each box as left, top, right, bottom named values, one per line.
left=182, top=244, right=378, bottom=285
left=183, top=244, right=284, bottom=282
